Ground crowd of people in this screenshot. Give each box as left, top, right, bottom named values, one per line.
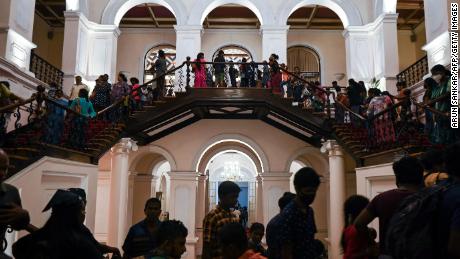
left=2, top=141, right=459, bottom=259
left=333, top=64, right=457, bottom=146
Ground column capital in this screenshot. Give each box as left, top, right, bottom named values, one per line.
left=174, top=25, right=203, bottom=33
left=259, top=25, right=290, bottom=34
left=260, top=172, right=292, bottom=181
left=321, top=140, right=343, bottom=157
left=197, top=174, right=208, bottom=182
left=168, top=171, right=199, bottom=181
left=111, top=138, right=138, bottom=154
left=256, top=174, right=263, bottom=182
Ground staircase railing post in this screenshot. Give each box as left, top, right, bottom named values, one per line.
left=186, top=56, right=191, bottom=90
left=326, top=88, right=331, bottom=119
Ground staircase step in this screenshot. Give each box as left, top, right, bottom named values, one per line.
left=3, top=147, right=40, bottom=153
left=8, top=155, right=30, bottom=161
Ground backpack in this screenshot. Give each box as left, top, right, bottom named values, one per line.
left=385, top=182, right=453, bottom=259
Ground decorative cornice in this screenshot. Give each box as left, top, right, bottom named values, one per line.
left=343, top=13, right=398, bottom=37
left=64, top=11, right=121, bottom=37
left=168, top=171, right=199, bottom=181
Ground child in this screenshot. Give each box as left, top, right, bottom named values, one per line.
left=248, top=223, right=267, bottom=256
left=146, top=220, right=188, bottom=259
left=140, top=84, right=149, bottom=108
left=220, top=223, right=266, bottom=259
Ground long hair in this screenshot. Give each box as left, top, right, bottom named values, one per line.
left=78, top=88, right=89, bottom=102
left=195, top=52, right=204, bottom=71
left=341, top=195, right=370, bottom=251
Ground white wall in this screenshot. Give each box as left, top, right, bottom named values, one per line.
left=4, top=157, right=98, bottom=255
left=116, top=29, right=176, bottom=83
left=202, top=29, right=262, bottom=61
left=288, top=30, right=347, bottom=85
left=116, top=28, right=347, bottom=86
left=355, top=162, right=396, bottom=241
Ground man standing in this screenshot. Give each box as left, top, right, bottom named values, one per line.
left=276, top=168, right=321, bottom=259
left=0, top=149, right=30, bottom=259
left=69, top=76, right=89, bottom=100
left=354, top=156, right=424, bottom=257
left=123, top=198, right=162, bottom=258
left=265, top=192, right=296, bottom=259
left=213, top=50, right=226, bottom=88
left=153, top=50, right=167, bottom=100
left=202, top=181, right=241, bottom=259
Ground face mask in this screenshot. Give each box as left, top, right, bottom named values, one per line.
left=301, top=194, right=316, bottom=206
left=432, top=74, right=442, bottom=83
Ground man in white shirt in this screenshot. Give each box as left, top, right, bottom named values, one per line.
left=69, top=76, right=89, bottom=100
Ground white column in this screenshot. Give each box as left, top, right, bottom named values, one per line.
left=174, top=25, right=202, bottom=89
left=261, top=172, right=291, bottom=227
left=375, top=14, right=399, bottom=94
left=255, top=174, right=264, bottom=223
left=107, top=138, right=137, bottom=248
left=175, top=25, right=202, bottom=64
left=0, top=0, right=37, bottom=70
left=322, top=140, right=346, bottom=259
left=195, top=174, right=207, bottom=257
left=195, top=174, right=207, bottom=229
left=61, top=11, right=120, bottom=94
left=344, top=14, right=400, bottom=94
left=260, top=26, right=289, bottom=64
left=168, top=171, right=199, bottom=259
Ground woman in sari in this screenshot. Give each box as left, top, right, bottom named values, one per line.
left=193, top=53, right=207, bottom=88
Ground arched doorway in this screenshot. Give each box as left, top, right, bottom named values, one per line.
left=212, top=45, right=253, bottom=62
left=205, top=151, right=257, bottom=227
left=144, top=44, right=176, bottom=84
left=287, top=46, right=321, bottom=82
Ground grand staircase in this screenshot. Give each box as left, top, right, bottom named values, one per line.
left=1, top=58, right=449, bottom=177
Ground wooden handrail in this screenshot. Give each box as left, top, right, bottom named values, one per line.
left=0, top=96, right=37, bottom=113
left=43, top=96, right=86, bottom=117
left=335, top=101, right=366, bottom=121
left=96, top=98, right=124, bottom=116
left=142, top=62, right=187, bottom=87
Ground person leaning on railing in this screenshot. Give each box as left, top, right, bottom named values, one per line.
left=429, top=64, right=457, bottom=145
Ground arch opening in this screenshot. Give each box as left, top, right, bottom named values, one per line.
left=280, top=0, right=364, bottom=28
left=199, top=1, right=264, bottom=27
left=102, top=0, right=182, bottom=27
left=205, top=151, right=258, bottom=227
left=287, top=45, right=321, bottom=82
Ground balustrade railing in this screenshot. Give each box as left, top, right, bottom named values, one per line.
left=30, top=50, right=64, bottom=86
left=1, top=85, right=128, bottom=157
left=396, top=55, right=429, bottom=87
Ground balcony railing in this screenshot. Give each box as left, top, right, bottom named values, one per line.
left=396, top=55, right=429, bottom=87
left=30, top=50, right=64, bottom=86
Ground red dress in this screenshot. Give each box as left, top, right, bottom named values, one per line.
left=193, top=58, right=207, bottom=88
left=343, top=225, right=369, bottom=259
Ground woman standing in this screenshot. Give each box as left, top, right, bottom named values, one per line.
left=342, top=195, right=377, bottom=259
left=268, top=54, right=282, bottom=94
left=193, top=53, right=207, bottom=88
left=91, top=76, right=111, bottom=113
left=367, top=89, right=396, bottom=144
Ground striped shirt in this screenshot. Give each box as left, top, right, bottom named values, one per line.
left=202, top=205, right=239, bottom=259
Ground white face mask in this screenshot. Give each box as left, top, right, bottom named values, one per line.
left=432, top=74, right=442, bottom=83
